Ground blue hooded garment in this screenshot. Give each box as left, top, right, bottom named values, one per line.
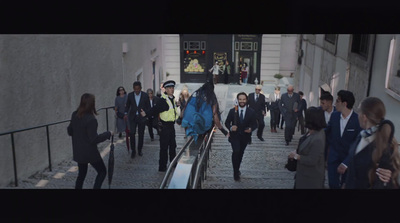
left=181, top=94, right=213, bottom=142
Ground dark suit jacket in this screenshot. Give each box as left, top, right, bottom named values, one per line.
left=325, top=111, right=361, bottom=166
left=67, top=112, right=111, bottom=163
left=125, top=91, right=151, bottom=123
left=279, top=92, right=300, bottom=119
left=225, top=106, right=257, bottom=143
left=149, top=96, right=160, bottom=119
left=296, top=98, right=307, bottom=118
left=345, top=135, right=374, bottom=189
left=248, top=92, right=266, bottom=117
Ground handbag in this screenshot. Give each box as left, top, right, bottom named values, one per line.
left=116, top=111, right=125, bottom=119
left=285, top=158, right=297, bottom=172
left=285, top=133, right=308, bottom=172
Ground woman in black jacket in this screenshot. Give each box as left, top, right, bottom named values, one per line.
left=345, top=97, right=400, bottom=189
left=67, top=93, right=113, bottom=189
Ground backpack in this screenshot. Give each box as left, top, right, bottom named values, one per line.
left=181, top=94, right=213, bottom=141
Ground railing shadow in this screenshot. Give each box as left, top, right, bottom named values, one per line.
left=0, top=106, right=114, bottom=187
left=159, top=126, right=216, bottom=189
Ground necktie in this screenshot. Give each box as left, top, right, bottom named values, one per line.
left=240, top=110, right=244, bottom=123
left=256, top=94, right=259, bottom=102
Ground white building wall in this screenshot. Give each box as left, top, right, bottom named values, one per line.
left=261, top=35, right=281, bottom=84
left=162, top=35, right=180, bottom=83
left=369, top=34, right=400, bottom=140
left=279, top=35, right=298, bottom=77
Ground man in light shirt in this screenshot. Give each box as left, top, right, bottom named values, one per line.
left=325, top=90, right=361, bottom=189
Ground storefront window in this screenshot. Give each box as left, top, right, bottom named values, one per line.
left=183, top=50, right=206, bottom=74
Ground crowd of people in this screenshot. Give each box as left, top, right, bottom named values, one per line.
left=67, top=77, right=399, bottom=189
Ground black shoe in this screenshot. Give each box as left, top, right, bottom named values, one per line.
left=131, top=152, right=136, bottom=159
left=234, top=174, right=240, bottom=181
left=159, top=167, right=167, bottom=172
left=119, top=133, right=122, bottom=138
left=258, top=137, right=264, bottom=141
left=138, top=151, right=143, bottom=156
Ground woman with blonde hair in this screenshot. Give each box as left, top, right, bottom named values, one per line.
left=345, top=97, right=400, bottom=189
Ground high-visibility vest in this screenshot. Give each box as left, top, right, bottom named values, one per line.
left=159, top=94, right=179, bottom=122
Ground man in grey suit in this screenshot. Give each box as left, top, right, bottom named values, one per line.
left=279, top=85, right=301, bottom=146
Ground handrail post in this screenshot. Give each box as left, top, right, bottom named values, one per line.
left=106, top=108, right=109, bottom=132
left=11, top=133, right=18, bottom=187
left=46, top=125, right=52, bottom=171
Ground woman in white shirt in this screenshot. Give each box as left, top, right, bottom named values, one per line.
left=209, top=61, right=220, bottom=85
left=344, top=97, right=400, bottom=189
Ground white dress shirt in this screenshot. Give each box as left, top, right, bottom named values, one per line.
left=340, top=110, right=353, bottom=137
left=324, top=109, right=334, bottom=125
left=355, top=134, right=376, bottom=154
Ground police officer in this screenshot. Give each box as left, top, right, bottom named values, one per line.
left=145, top=80, right=179, bottom=172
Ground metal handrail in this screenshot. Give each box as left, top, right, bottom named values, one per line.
left=159, top=136, right=194, bottom=189
left=0, top=106, right=114, bottom=187
left=191, top=126, right=216, bottom=189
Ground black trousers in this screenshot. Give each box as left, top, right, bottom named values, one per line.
left=284, top=114, right=296, bottom=142
left=230, top=136, right=249, bottom=176
left=297, top=114, right=305, bottom=135
left=76, top=160, right=106, bottom=189
left=270, top=109, right=280, bottom=130
left=159, top=123, right=176, bottom=169
left=256, top=115, right=265, bottom=137
left=130, top=117, right=146, bottom=154
left=147, top=117, right=159, bottom=139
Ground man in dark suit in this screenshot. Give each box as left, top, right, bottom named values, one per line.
left=267, top=86, right=281, bottom=133
left=124, top=81, right=151, bottom=158
left=296, top=91, right=307, bottom=135
left=248, top=85, right=266, bottom=141
left=225, top=92, right=258, bottom=181
left=146, top=88, right=160, bottom=141
left=319, top=92, right=336, bottom=162
left=279, top=85, right=301, bottom=146
left=325, top=90, right=361, bottom=189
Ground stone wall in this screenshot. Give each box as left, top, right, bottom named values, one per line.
left=0, top=34, right=159, bottom=186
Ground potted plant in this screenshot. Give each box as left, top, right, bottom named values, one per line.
left=274, top=73, right=283, bottom=85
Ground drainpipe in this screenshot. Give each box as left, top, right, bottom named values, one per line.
left=366, top=34, right=376, bottom=97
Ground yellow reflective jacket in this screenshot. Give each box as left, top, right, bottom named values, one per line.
left=159, top=94, right=179, bottom=122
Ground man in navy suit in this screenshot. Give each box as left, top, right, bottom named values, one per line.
left=225, top=92, right=257, bottom=181
left=124, top=81, right=151, bottom=158
left=248, top=85, right=266, bottom=141
left=325, top=90, right=361, bottom=189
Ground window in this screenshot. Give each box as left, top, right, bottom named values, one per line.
left=241, top=42, right=252, bottom=51
left=235, top=42, right=240, bottom=50
left=351, top=34, right=369, bottom=58
left=325, top=34, right=337, bottom=45
left=201, top=41, right=206, bottom=50
left=189, top=41, right=200, bottom=50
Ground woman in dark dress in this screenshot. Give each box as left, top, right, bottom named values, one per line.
left=67, top=93, right=113, bottom=189
left=114, top=86, right=128, bottom=138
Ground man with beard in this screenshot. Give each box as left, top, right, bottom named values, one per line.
left=225, top=92, right=257, bottom=181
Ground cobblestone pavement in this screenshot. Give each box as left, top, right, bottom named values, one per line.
left=3, top=78, right=328, bottom=189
